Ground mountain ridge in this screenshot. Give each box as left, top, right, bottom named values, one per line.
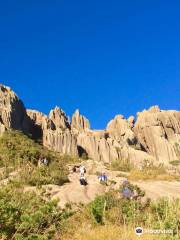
left=0, top=83, right=180, bottom=167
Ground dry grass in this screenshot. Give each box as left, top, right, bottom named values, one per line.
left=61, top=225, right=161, bottom=240
left=128, top=169, right=180, bottom=181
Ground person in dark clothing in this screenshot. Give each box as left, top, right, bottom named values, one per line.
left=80, top=174, right=88, bottom=186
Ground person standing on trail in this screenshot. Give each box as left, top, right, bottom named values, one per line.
left=80, top=165, right=86, bottom=175
left=80, top=174, right=88, bottom=186
left=79, top=165, right=87, bottom=185
left=98, top=172, right=108, bottom=183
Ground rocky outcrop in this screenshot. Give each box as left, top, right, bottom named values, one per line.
left=26, top=110, right=47, bottom=139
left=49, top=107, right=71, bottom=130
left=27, top=108, right=78, bottom=156
left=106, top=114, right=136, bottom=144
left=134, top=106, right=180, bottom=163
left=0, top=84, right=31, bottom=135
left=77, top=130, right=117, bottom=162
left=72, top=109, right=90, bottom=131
left=43, top=129, right=78, bottom=156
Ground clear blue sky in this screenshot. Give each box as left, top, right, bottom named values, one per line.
left=0, top=0, right=179, bottom=129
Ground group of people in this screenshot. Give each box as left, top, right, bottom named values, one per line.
left=72, top=165, right=136, bottom=200
left=39, top=157, right=136, bottom=199
left=72, top=165, right=108, bottom=186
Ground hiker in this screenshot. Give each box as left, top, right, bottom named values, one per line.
left=80, top=174, right=88, bottom=186
left=43, top=158, right=48, bottom=166
left=72, top=165, right=80, bottom=173
left=98, top=172, right=108, bottom=183
left=72, top=166, right=77, bottom=172
left=121, top=179, right=134, bottom=200
left=122, top=187, right=134, bottom=199
left=38, top=157, right=48, bottom=167
left=79, top=165, right=86, bottom=175
left=38, top=157, right=44, bottom=167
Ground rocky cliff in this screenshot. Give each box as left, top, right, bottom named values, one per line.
left=0, top=84, right=31, bottom=135
left=134, top=106, right=180, bottom=163
left=1, top=84, right=180, bottom=166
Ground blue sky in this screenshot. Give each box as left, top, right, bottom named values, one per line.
left=0, top=0, right=179, bottom=129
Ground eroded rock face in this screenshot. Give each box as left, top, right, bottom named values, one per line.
left=49, top=107, right=71, bottom=130
left=0, top=84, right=30, bottom=134
left=43, top=129, right=78, bottom=156
left=72, top=109, right=90, bottom=131
left=77, top=131, right=117, bottom=162
left=27, top=108, right=78, bottom=156
left=106, top=114, right=136, bottom=144
left=26, top=110, right=47, bottom=139
left=134, top=106, right=180, bottom=163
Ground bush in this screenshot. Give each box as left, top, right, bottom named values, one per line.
left=89, top=191, right=117, bottom=224
left=150, top=198, right=180, bottom=235
left=0, top=183, right=64, bottom=239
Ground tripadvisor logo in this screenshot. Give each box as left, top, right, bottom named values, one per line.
left=135, top=227, right=143, bottom=236
left=135, top=227, right=173, bottom=236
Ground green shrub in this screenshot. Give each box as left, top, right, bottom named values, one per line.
left=89, top=191, right=117, bottom=224
left=0, top=183, right=64, bottom=239
left=150, top=198, right=180, bottom=235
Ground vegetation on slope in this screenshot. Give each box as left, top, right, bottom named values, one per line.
left=0, top=131, right=78, bottom=186
left=0, top=131, right=180, bottom=240
left=0, top=182, right=75, bottom=240
left=61, top=191, right=180, bottom=240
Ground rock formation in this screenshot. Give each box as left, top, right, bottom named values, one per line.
left=1, top=84, right=180, bottom=166
left=27, top=108, right=78, bottom=156
left=134, top=106, right=180, bottom=163
left=72, top=109, right=90, bottom=131
left=49, top=107, right=71, bottom=130
left=0, top=84, right=30, bottom=135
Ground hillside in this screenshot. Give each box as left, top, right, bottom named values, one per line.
left=0, top=84, right=180, bottom=240
left=0, top=130, right=179, bottom=240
